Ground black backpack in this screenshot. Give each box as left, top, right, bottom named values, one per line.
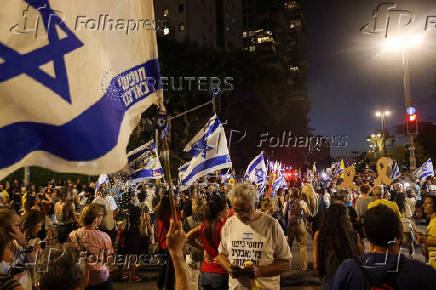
left=353, top=256, right=406, bottom=290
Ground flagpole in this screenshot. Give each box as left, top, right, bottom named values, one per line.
left=162, top=137, right=177, bottom=219
left=155, top=129, right=159, bottom=153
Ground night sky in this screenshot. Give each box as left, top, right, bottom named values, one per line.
left=304, top=0, right=436, bottom=157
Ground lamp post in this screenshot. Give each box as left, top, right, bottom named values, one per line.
left=383, top=35, right=422, bottom=171
left=366, top=133, right=382, bottom=153
left=401, top=47, right=416, bottom=171
left=375, top=111, right=390, bottom=156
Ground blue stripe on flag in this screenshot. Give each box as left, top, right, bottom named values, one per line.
left=130, top=168, right=163, bottom=179
left=181, top=155, right=230, bottom=185
left=127, top=143, right=156, bottom=164
left=247, top=154, right=263, bottom=174
left=0, top=59, right=160, bottom=168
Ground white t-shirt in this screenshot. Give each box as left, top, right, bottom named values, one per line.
left=323, top=192, right=331, bottom=208
left=219, top=212, right=292, bottom=290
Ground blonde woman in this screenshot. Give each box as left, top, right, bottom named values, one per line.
left=68, top=203, right=114, bottom=289
left=301, top=183, right=319, bottom=217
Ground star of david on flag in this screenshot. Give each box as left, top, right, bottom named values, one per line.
left=0, top=0, right=162, bottom=179
left=413, top=158, right=434, bottom=179
left=244, top=152, right=267, bottom=186
left=179, top=115, right=232, bottom=189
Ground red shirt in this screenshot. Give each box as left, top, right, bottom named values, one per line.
left=228, top=208, right=235, bottom=218
left=200, top=219, right=227, bottom=274
left=158, top=212, right=180, bottom=249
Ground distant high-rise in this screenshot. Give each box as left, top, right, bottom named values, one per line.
left=154, top=0, right=243, bottom=51
left=241, top=0, right=312, bottom=166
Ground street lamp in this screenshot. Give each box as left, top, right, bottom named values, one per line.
left=366, top=134, right=382, bottom=153
left=375, top=111, right=390, bottom=156
left=382, top=35, right=423, bottom=170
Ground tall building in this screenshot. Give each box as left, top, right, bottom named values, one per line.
left=241, top=0, right=311, bottom=167
left=154, top=0, right=243, bottom=51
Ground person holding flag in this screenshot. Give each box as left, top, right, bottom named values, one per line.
left=413, top=159, right=434, bottom=180
left=244, top=152, right=268, bottom=195
left=391, top=161, right=401, bottom=180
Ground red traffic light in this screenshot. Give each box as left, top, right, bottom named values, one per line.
left=408, top=114, right=417, bottom=122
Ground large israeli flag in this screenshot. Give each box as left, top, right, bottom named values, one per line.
left=391, top=161, right=401, bottom=179
left=0, top=0, right=162, bottom=179
left=127, top=140, right=163, bottom=183
left=179, top=115, right=232, bottom=188
left=244, top=152, right=267, bottom=186
left=413, top=158, right=434, bottom=179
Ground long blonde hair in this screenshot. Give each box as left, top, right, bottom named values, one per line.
left=301, top=183, right=318, bottom=216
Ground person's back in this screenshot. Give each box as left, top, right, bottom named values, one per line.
left=332, top=253, right=436, bottom=290
left=367, top=198, right=401, bottom=216
left=331, top=204, right=436, bottom=290
left=367, top=186, right=401, bottom=217
left=355, top=184, right=373, bottom=218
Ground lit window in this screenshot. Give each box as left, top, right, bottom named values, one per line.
left=164, top=9, right=169, bottom=17
left=179, top=23, right=185, bottom=31
left=164, top=27, right=170, bottom=35
left=243, top=31, right=247, bottom=37
left=249, top=46, right=255, bottom=52
left=284, top=1, right=296, bottom=9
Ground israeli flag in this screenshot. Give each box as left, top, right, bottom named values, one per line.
left=272, top=165, right=287, bottom=193
left=333, top=161, right=343, bottom=176
left=272, top=173, right=287, bottom=193
left=307, top=168, right=314, bottom=180
left=178, top=161, right=190, bottom=185
left=391, top=161, right=401, bottom=179
left=220, top=170, right=232, bottom=185
left=0, top=0, right=162, bottom=179
left=127, top=140, right=163, bottom=184
left=244, top=152, right=267, bottom=186
left=95, top=174, right=109, bottom=192
left=179, top=115, right=232, bottom=188
left=413, top=158, right=434, bottom=179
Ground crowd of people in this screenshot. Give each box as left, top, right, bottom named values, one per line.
left=0, top=170, right=435, bottom=290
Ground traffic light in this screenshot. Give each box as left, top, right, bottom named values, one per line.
left=406, top=107, right=418, bottom=135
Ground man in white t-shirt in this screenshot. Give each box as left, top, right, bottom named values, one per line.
left=217, top=183, right=292, bottom=290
